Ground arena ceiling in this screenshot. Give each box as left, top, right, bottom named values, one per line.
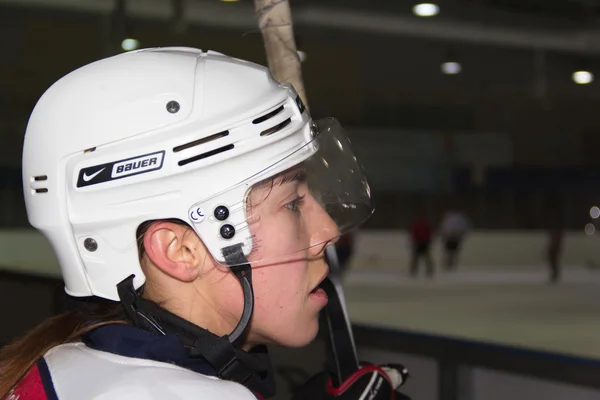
left=1, top=0, right=600, bottom=135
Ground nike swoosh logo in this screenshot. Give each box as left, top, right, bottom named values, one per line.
left=82, top=167, right=106, bottom=182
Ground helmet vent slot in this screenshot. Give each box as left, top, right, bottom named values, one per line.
left=31, top=175, right=49, bottom=194
left=178, top=144, right=235, bottom=166
left=260, top=118, right=291, bottom=137
left=253, top=105, right=284, bottom=125
left=173, top=130, right=229, bottom=153
left=295, top=96, right=306, bottom=114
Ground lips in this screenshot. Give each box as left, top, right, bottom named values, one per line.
left=309, top=272, right=329, bottom=295
left=308, top=286, right=328, bottom=305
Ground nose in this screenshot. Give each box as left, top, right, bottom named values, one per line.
left=307, top=196, right=341, bottom=255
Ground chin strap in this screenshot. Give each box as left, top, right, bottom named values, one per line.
left=224, top=243, right=255, bottom=344
left=116, top=244, right=273, bottom=397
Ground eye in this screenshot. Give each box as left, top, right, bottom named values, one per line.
left=284, top=195, right=305, bottom=214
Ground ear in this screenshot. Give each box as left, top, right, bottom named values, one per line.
left=143, top=221, right=203, bottom=282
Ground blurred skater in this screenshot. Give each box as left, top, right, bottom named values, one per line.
left=547, top=227, right=563, bottom=283
left=409, top=213, right=434, bottom=277
left=439, top=209, right=470, bottom=270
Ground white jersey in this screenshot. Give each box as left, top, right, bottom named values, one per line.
left=440, top=211, right=469, bottom=239
left=11, top=342, right=258, bottom=400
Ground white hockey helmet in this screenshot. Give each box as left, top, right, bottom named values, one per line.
left=22, top=47, right=373, bottom=301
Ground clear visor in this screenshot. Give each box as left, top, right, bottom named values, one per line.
left=224, top=118, right=373, bottom=267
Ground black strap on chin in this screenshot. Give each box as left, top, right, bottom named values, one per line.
left=117, top=275, right=238, bottom=367
left=115, top=243, right=265, bottom=391
left=223, top=243, right=254, bottom=344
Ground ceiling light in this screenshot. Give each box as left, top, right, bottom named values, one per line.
left=413, top=3, right=440, bottom=17
left=442, top=61, right=461, bottom=75
left=573, top=70, right=593, bottom=84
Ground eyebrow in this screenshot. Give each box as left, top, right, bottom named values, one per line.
left=275, top=168, right=307, bottom=186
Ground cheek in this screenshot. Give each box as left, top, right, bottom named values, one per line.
left=248, top=212, right=307, bottom=261
left=252, top=263, right=308, bottom=315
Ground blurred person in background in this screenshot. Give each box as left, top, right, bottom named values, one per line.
left=409, top=211, right=434, bottom=277
left=439, top=209, right=470, bottom=270
left=547, top=225, right=564, bottom=283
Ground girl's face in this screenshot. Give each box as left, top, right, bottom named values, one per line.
left=241, top=168, right=339, bottom=347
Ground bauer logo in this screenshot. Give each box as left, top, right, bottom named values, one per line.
left=77, top=151, right=165, bottom=188
left=112, top=152, right=164, bottom=178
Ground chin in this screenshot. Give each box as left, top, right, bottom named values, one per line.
left=276, top=318, right=320, bottom=348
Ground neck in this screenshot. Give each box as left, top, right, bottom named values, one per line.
left=142, top=269, right=249, bottom=346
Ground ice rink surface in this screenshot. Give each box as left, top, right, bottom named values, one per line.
left=343, top=266, right=600, bottom=359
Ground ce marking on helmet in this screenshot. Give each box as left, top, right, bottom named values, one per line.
left=190, top=207, right=205, bottom=223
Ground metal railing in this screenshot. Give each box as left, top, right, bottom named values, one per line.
left=353, top=324, right=600, bottom=400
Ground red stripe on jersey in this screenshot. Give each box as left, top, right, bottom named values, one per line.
left=9, top=363, right=49, bottom=400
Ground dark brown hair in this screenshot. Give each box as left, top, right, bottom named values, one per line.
left=0, top=219, right=189, bottom=398
left=0, top=301, right=125, bottom=398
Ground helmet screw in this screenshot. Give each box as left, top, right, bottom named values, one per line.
left=220, top=224, right=235, bottom=239
left=166, top=100, right=180, bottom=114
left=310, top=122, right=319, bottom=138
left=84, top=238, right=98, bottom=252
left=214, top=205, right=229, bottom=221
